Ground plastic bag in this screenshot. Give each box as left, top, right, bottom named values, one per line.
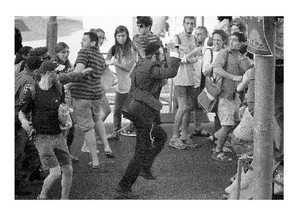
left=101, top=67, right=116, bottom=91
left=58, top=103, right=73, bottom=130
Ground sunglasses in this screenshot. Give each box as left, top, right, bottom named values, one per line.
left=137, top=24, right=145, bottom=29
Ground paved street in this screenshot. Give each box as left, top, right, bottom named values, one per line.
left=16, top=121, right=238, bottom=200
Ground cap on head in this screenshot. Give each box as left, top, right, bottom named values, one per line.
left=39, top=60, right=65, bottom=74
left=29, top=47, right=48, bottom=57
left=145, top=40, right=162, bottom=56
left=25, top=56, right=42, bottom=70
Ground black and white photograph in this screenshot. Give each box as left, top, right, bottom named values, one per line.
left=4, top=0, right=287, bottom=215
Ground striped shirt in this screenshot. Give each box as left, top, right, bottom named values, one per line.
left=70, top=46, right=105, bottom=100
left=133, top=32, right=161, bottom=60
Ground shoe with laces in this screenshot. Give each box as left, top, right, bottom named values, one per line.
left=121, top=128, right=136, bottom=137
left=211, top=151, right=232, bottom=162
left=185, top=138, right=199, bottom=148
left=169, top=137, right=187, bottom=150
left=139, top=170, right=156, bottom=180
left=116, top=186, right=139, bottom=199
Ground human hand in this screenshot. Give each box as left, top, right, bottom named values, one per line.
left=233, top=75, right=242, bottom=82
left=21, top=118, right=32, bottom=132
left=82, top=67, right=93, bottom=75
left=105, top=59, right=114, bottom=66
left=181, top=55, right=187, bottom=63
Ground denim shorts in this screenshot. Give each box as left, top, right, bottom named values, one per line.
left=174, top=85, right=200, bottom=110
left=34, top=133, right=71, bottom=170
left=71, top=98, right=101, bottom=132
left=218, top=97, right=240, bottom=126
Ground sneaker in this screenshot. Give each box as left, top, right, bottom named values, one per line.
left=169, top=138, right=187, bottom=150
left=185, top=138, right=199, bottom=148
left=37, top=195, right=48, bottom=200
left=121, top=128, right=136, bottom=137
left=116, top=186, right=139, bottom=199
left=192, top=129, right=210, bottom=137
left=211, top=151, right=232, bottom=162
left=139, top=170, right=156, bottom=180
left=107, top=131, right=120, bottom=140
left=15, top=185, right=32, bottom=196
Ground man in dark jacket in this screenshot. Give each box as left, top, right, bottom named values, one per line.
left=117, top=41, right=181, bottom=198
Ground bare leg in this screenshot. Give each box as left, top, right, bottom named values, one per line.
left=94, top=119, right=112, bottom=153
left=60, top=164, right=73, bottom=200
left=172, top=96, right=189, bottom=139
left=100, top=94, right=111, bottom=122
left=215, top=125, right=233, bottom=152
left=85, top=129, right=99, bottom=166
left=38, top=165, right=61, bottom=199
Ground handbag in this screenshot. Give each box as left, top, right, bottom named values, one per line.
left=205, top=75, right=222, bottom=97
left=204, top=49, right=229, bottom=97
left=122, top=64, right=162, bottom=122
left=197, top=88, right=218, bottom=113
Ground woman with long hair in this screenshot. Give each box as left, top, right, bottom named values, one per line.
left=106, top=25, right=138, bottom=140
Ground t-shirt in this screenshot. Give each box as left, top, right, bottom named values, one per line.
left=19, top=84, right=62, bottom=135
left=109, top=46, right=137, bottom=94
left=70, top=46, right=105, bottom=100
left=213, top=49, right=246, bottom=100
left=172, top=32, right=197, bottom=86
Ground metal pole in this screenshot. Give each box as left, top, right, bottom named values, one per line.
left=201, top=16, right=204, bottom=26
left=46, top=16, right=58, bottom=60
left=253, top=17, right=276, bottom=199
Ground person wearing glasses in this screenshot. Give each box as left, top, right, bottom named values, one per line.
left=122, top=16, right=163, bottom=136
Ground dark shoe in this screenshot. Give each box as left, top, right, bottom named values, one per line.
left=28, top=170, right=46, bottom=183
left=192, top=129, right=211, bottom=137
left=105, top=151, right=115, bottom=159
left=116, top=186, right=139, bottom=199
left=139, top=170, right=156, bottom=180
left=15, top=183, right=32, bottom=196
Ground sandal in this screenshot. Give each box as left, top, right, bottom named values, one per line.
left=193, top=129, right=210, bottom=137
left=209, top=134, right=217, bottom=143
left=211, top=151, right=232, bottom=162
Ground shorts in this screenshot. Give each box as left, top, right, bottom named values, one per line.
left=218, top=97, right=240, bottom=126
left=72, top=98, right=101, bottom=132
left=34, top=133, right=71, bottom=170
left=174, top=85, right=199, bottom=110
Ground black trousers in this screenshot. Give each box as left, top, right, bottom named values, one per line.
left=118, top=125, right=167, bottom=190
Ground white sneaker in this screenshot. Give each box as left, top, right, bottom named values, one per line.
left=169, top=138, right=187, bottom=150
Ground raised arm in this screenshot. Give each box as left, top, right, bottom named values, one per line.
left=150, top=57, right=181, bottom=79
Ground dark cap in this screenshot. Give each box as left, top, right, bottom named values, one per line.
left=39, top=60, right=65, bottom=73
left=145, top=40, right=162, bottom=56
left=25, top=56, right=42, bottom=70
left=29, top=47, right=48, bottom=57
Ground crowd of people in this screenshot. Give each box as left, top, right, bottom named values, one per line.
left=14, top=16, right=283, bottom=199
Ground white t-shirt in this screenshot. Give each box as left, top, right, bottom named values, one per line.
left=172, top=32, right=197, bottom=86
left=115, top=49, right=137, bottom=94
left=193, top=37, right=213, bottom=88
left=202, top=47, right=221, bottom=76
